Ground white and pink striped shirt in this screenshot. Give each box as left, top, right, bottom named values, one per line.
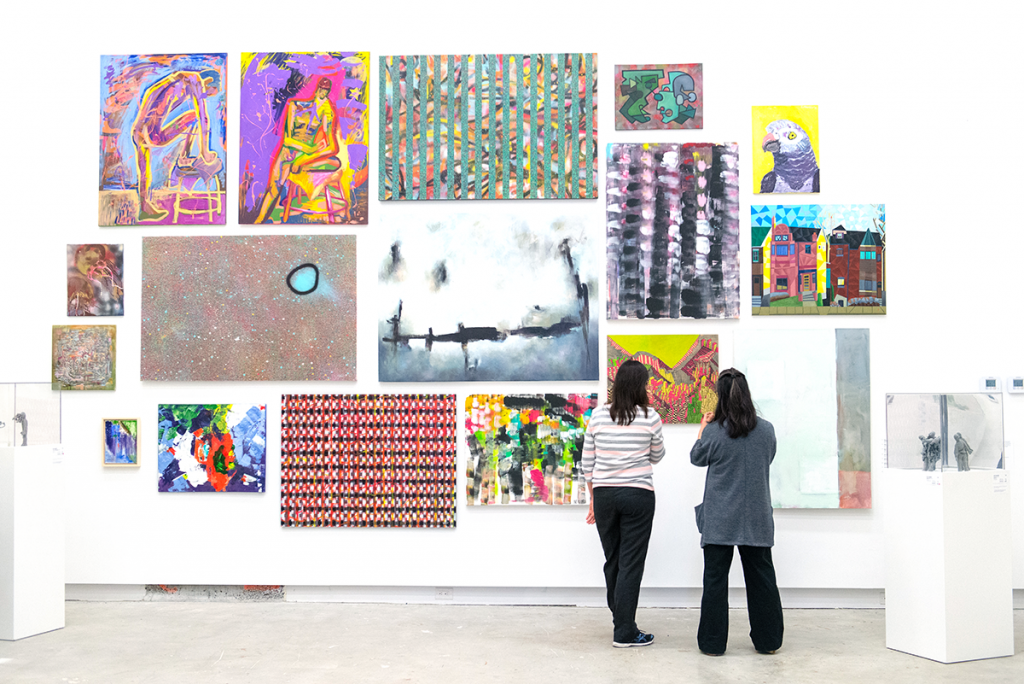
left=582, top=405, right=665, bottom=490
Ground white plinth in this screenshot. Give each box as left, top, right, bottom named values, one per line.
left=0, top=445, right=65, bottom=640
left=883, top=469, right=1013, bottom=663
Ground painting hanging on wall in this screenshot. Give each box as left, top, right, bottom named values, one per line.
left=379, top=53, right=598, bottom=200
left=52, top=325, right=116, bottom=391
left=67, top=244, right=124, bottom=316
left=103, top=418, right=139, bottom=466
left=607, top=335, right=718, bottom=424
left=378, top=214, right=598, bottom=381
left=607, top=142, right=740, bottom=319
left=752, top=105, right=819, bottom=194
left=142, top=235, right=356, bottom=381
left=734, top=328, right=871, bottom=509
left=280, top=394, right=457, bottom=527
left=886, top=394, right=1004, bottom=471
left=465, top=393, right=597, bottom=506
left=751, top=204, right=885, bottom=314
left=99, top=53, right=227, bottom=226
left=239, top=52, right=369, bottom=225
left=614, top=63, right=702, bottom=130
left=158, top=404, right=266, bottom=492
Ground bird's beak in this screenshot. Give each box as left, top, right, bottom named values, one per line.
left=762, top=133, right=780, bottom=153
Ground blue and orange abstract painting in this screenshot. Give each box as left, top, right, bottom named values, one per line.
left=104, top=418, right=138, bottom=466
left=239, top=52, right=369, bottom=225
left=157, top=404, right=266, bottom=493
left=98, top=53, right=228, bottom=226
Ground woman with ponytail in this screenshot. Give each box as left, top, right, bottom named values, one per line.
left=691, top=368, right=784, bottom=656
left=582, top=360, right=665, bottom=648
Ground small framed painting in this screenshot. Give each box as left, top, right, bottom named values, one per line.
left=104, top=418, right=139, bottom=466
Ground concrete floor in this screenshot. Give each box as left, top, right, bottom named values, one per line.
left=1, top=603, right=1021, bottom=683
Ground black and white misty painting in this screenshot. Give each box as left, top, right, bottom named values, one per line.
left=379, top=214, right=599, bottom=381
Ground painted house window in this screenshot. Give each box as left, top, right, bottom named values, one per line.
left=804, top=244, right=812, bottom=254
left=753, top=251, right=761, bottom=263
left=836, top=247, right=844, bottom=257
left=860, top=279, right=876, bottom=292
left=838, top=277, right=845, bottom=287
left=776, top=278, right=788, bottom=291
left=861, top=251, right=875, bottom=260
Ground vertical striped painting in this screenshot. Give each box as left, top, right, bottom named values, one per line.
left=379, top=54, right=598, bottom=200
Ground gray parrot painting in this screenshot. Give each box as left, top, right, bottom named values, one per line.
left=760, top=119, right=819, bottom=193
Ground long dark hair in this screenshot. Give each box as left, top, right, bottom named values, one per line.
left=610, top=360, right=650, bottom=425
left=711, top=368, right=758, bottom=438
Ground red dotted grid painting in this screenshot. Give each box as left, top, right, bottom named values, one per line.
left=280, top=394, right=457, bottom=528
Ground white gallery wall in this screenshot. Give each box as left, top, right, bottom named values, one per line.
left=3, top=0, right=1023, bottom=595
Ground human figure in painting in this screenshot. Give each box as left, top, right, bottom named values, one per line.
left=690, top=368, right=783, bottom=656
left=13, top=412, right=27, bottom=447
left=254, top=76, right=341, bottom=223
left=68, top=245, right=123, bottom=316
left=953, top=432, right=973, bottom=472
left=131, top=69, right=223, bottom=222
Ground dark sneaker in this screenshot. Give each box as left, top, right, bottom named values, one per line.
left=613, top=631, right=655, bottom=648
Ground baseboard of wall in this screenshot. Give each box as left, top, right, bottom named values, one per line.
left=67, top=584, right=1024, bottom=609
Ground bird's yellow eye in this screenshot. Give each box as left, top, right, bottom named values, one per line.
left=787, top=132, right=797, bottom=140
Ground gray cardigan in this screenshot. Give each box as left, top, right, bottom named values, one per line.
left=690, top=418, right=776, bottom=547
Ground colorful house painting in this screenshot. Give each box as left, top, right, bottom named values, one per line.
left=751, top=204, right=885, bottom=315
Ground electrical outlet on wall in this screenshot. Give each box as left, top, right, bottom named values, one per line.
left=435, top=587, right=454, bottom=601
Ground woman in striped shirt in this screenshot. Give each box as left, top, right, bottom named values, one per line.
left=583, top=360, right=666, bottom=648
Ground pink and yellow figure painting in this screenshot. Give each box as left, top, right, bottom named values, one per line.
left=607, top=335, right=718, bottom=424
left=239, top=52, right=369, bottom=225
left=752, top=105, right=819, bottom=194
left=614, top=64, right=703, bottom=130
left=67, top=244, right=124, bottom=316
left=465, top=393, right=597, bottom=506
left=98, top=54, right=227, bottom=226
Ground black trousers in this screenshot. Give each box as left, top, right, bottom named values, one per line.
left=697, top=544, right=784, bottom=654
left=593, top=487, right=656, bottom=642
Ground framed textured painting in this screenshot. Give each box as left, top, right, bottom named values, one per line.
left=52, top=325, right=116, bottom=391
left=614, top=63, right=702, bottom=130
left=142, top=235, right=356, bottom=381
left=751, top=204, right=885, bottom=314
left=99, top=53, right=227, bottom=225
left=607, top=143, right=740, bottom=319
left=280, top=394, right=457, bottom=527
left=239, top=52, right=369, bottom=225
left=465, top=393, right=597, bottom=506
left=378, top=214, right=598, bottom=381
left=752, top=105, right=819, bottom=194
left=607, top=335, right=718, bottom=424
left=67, top=244, right=124, bottom=316
left=380, top=53, right=598, bottom=200
left=157, top=404, right=267, bottom=493
left=103, top=418, right=139, bottom=466
left=734, top=328, right=871, bottom=509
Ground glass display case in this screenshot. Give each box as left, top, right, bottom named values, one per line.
left=885, top=393, right=1004, bottom=471
left=1, top=383, right=61, bottom=447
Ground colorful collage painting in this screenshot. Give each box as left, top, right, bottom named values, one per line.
left=734, top=328, right=871, bottom=509
left=607, top=335, right=719, bottom=424
left=99, top=53, right=228, bottom=225
left=141, top=235, right=357, bottom=381
left=239, top=52, right=369, bottom=225
left=378, top=214, right=598, bottom=382
left=465, top=394, right=597, bottom=506
left=280, top=394, right=457, bottom=528
left=607, top=143, right=740, bottom=319
left=52, top=325, right=116, bottom=391
left=751, top=204, right=885, bottom=314
left=104, top=418, right=139, bottom=466
left=158, top=404, right=267, bottom=493
left=752, top=105, right=819, bottom=194
left=614, top=63, right=703, bottom=130
left=379, top=53, right=598, bottom=200
left=67, top=244, right=124, bottom=317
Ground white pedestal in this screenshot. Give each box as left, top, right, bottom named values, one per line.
left=883, top=469, right=1013, bottom=663
left=0, top=445, right=65, bottom=640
